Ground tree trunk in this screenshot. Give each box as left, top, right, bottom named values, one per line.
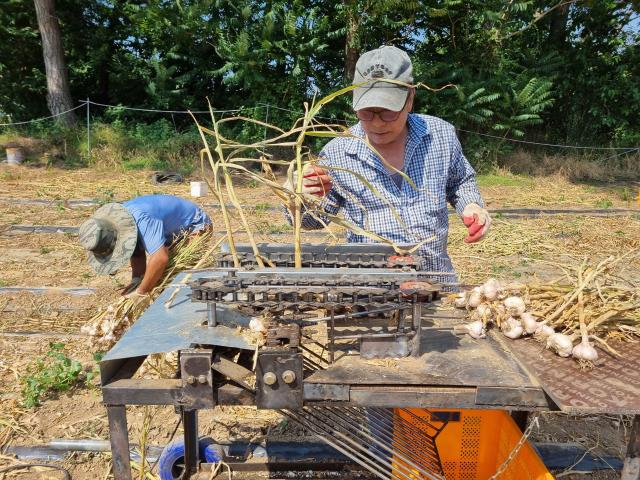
left=344, top=0, right=360, bottom=82
left=33, top=0, right=77, bottom=126
left=549, top=3, right=570, bottom=47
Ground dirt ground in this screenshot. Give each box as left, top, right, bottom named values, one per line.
left=0, top=164, right=639, bottom=479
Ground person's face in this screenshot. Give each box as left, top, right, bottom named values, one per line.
left=356, top=89, right=414, bottom=147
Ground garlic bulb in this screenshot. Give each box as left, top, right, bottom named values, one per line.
left=249, top=317, right=266, bottom=332
left=521, top=312, right=541, bottom=335
left=504, top=296, right=526, bottom=317
left=454, top=292, right=467, bottom=309
left=572, top=338, right=598, bottom=362
left=481, top=278, right=501, bottom=301
left=535, top=324, right=555, bottom=338
left=468, top=287, right=483, bottom=308
left=475, top=303, right=492, bottom=320
left=546, top=333, right=574, bottom=357
left=572, top=328, right=598, bottom=362
left=501, top=317, right=523, bottom=339
left=465, top=320, right=486, bottom=339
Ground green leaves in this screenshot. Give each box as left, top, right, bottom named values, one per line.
left=494, top=77, right=554, bottom=137
left=21, top=343, right=84, bottom=408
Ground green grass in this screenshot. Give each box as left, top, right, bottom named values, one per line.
left=253, top=202, right=272, bottom=214
left=256, top=222, right=292, bottom=234
left=476, top=173, right=533, bottom=188
left=594, top=199, right=613, bottom=209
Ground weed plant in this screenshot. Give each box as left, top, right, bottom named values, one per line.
left=20, top=342, right=95, bottom=407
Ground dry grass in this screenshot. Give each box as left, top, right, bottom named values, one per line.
left=503, top=150, right=640, bottom=183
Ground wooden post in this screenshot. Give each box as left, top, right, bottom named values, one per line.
left=622, top=415, right=640, bottom=480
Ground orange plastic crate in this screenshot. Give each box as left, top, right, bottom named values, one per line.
left=394, top=409, right=554, bottom=480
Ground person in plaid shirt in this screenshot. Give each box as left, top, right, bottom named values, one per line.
left=286, top=45, right=491, bottom=285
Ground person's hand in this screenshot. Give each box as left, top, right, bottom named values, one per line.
left=462, top=203, right=491, bottom=243
left=284, top=164, right=332, bottom=197
left=119, top=276, right=142, bottom=296
left=124, top=290, right=149, bottom=301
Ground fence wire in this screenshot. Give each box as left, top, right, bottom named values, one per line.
left=1, top=98, right=638, bottom=152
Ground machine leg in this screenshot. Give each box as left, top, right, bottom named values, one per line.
left=622, top=415, right=640, bottom=480
left=510, top=411, right=529, bottom=433
left=107, top=405, right=132, bottom=480
left=182, top=408, right=199, bottom=478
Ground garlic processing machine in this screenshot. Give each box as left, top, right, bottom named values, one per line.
left=100, top=243, right=553, bottom=480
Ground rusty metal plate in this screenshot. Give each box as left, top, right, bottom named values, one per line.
left=509, top=337, right=640, bottom=414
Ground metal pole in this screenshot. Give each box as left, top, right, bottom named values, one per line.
left=622, top=415, right=640, bottom=480
left=182, top=409, right=199, bottom=478
left=106, top=405, right=132, bottom=480
left=86, top=97, right=90, bottom=163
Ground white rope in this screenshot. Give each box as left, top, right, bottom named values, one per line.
left=0, top=102, right=87, bottom=126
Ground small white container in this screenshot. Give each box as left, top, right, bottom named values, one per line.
left=6, top=147, right=25, bottom=165
left=190, top=181, right=208, bottom=197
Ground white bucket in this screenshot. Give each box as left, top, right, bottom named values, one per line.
left=6, top=147, right=25, bottom=165
left=190, top=181, right=208, bottom=197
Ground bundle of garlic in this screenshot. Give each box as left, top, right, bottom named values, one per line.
left=452, top=249, right=640, bottom=363
left=82, top=230, right=215, bottom=350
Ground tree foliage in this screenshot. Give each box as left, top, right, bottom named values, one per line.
left=1, top=0, right=638, bottom=149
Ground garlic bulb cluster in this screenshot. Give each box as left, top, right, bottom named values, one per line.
left=80, top=304, right=133, bottom=349
left=452, top=277, right=600, bottom=363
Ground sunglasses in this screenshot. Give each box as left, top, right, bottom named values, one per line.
left=356, top=109, right=402, bottom=122
left=355, top=93, right=411, bottom=122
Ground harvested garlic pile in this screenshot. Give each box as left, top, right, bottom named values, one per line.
left=453, top=278, right=598, bottom=362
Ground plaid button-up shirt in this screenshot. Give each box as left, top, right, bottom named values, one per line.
left=299, top=113, right=484, bottom=284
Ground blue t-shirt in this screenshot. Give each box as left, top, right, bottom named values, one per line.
left=123, top=195, right=211, bottom=254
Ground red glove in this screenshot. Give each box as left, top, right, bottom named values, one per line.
left=302, top=164, right=332, bottom=197
left=462, top=203, right=491, bottom=243
left=284, top=164, right=332, bottom=197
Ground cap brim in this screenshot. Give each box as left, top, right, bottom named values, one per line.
left=87, top=203, right=138, bottom=275
left=353, top=84, right=408, bottom=112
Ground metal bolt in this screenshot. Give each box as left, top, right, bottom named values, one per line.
left=186, top=375, right=196, bottom=385
left=282, top=370, right=296, bottom=384
left=198, top=375, right=207, bottom=384
left=263, top=372, right=277, bottom=386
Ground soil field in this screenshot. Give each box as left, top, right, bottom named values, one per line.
left=0, top=164, right=639, bottom=480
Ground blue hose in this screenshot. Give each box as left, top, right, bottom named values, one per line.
left=157, top=437, right=223, bottom=480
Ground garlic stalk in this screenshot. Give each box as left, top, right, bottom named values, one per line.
left=546, top=333, right=574, bottom=357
